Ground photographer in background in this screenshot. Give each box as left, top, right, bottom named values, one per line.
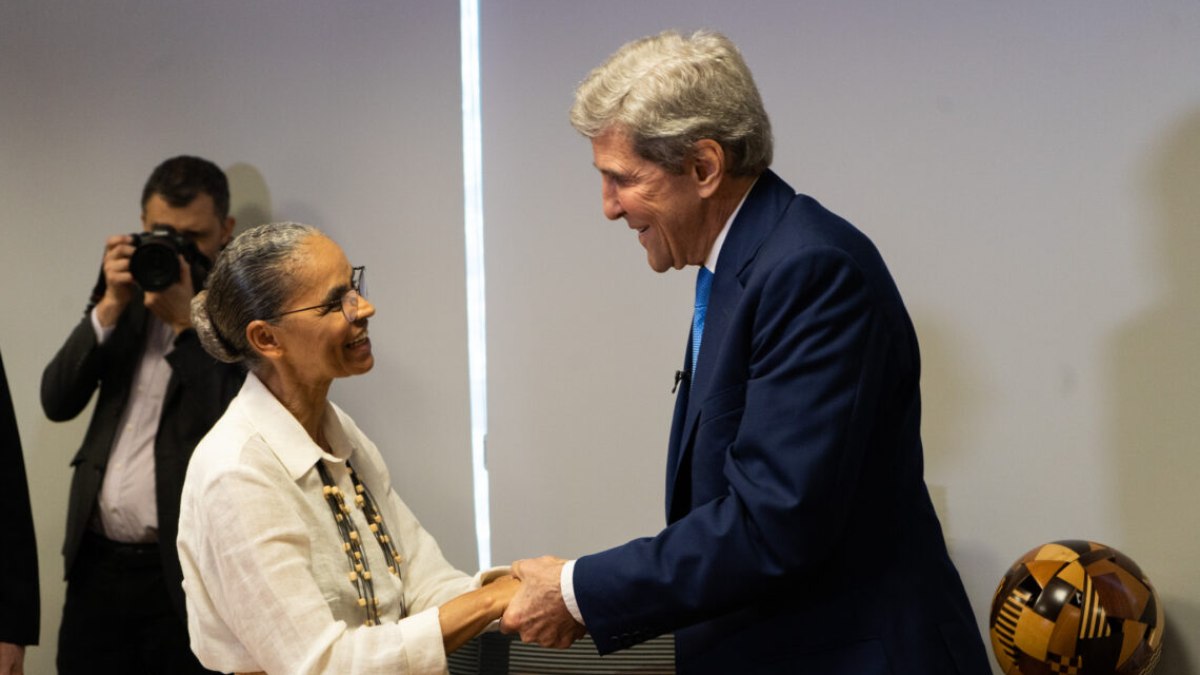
left=41, top=156, right=245, bottom=674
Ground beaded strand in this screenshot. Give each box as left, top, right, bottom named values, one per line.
left=316, top=460, right=405, bottom=626
left=346, top=463, right=405, bottom=578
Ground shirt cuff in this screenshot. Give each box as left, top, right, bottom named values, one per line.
left=400, top=606, right=447, bottom=674
left=560, top=559, right=584, bottom=625
left=473, top=565, right=512, bottom=588
left=90, top=306, right=115, bottom=345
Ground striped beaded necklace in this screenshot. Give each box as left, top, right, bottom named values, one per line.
left=315, top=460, right=405, bottom=626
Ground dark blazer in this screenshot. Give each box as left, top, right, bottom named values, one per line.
left=1, top=348, right=40, bottom=647
left=41, top=295, right=244, bottom=620
left=573, top=171, right=991, bottom=674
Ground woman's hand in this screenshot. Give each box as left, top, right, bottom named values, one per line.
left=438, top=575, right=521, bottom=654
left=481, top=574, right=520, bottom=609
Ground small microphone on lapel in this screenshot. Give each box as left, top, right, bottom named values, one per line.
left=672, top=369, right=685, bottom=394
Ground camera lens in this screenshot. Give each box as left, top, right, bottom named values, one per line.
left=129, top=240, right=181, bottom=291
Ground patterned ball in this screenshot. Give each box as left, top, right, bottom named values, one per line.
left=990, top=540, right=1164, bottom=675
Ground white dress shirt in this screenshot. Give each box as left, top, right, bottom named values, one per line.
left=178, top=373, right=486, bottom=674
left=91, top=307, right=174, bottom=542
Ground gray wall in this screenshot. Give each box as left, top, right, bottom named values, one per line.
left=2, top=2, right=1198, bottom=674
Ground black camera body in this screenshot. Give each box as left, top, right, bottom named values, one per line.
left=129, top=224, right=211, bottom=292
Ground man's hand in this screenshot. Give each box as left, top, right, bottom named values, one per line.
left=0, top=642, right=25, bottom=675
left=500, top=556, right=586, bottom=648
left=144, top=254, right=194, bottom=334
left=94, top=234, right=137, bottom=328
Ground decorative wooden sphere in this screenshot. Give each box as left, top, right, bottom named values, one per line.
left=990, top=540, right=1164, bottom=675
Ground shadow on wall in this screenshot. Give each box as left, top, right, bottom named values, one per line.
left=918, top=314, right=983, bottom=479
left=226, top=162, right=272, bottom=235
left=1111, top=109, right=1200, bottom=672
left=916, top=312, right=987, bottom=541
left=912, top=311, right=1006, bottom=651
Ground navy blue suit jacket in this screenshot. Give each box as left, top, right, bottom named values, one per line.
left=573, top=171, right=990, bottom=674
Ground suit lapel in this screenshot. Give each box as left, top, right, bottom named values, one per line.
left=665, top=171, right=797, bottom=516
left=664, top=333, right=692, bottom=520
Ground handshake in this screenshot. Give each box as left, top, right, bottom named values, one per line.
left=499, top=556, right=588, bottom=648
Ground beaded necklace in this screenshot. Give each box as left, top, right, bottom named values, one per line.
left=315, top=460, right=405, bottom=626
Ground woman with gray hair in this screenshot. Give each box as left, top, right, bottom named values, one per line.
left=177, top=222, right=516, bottom=674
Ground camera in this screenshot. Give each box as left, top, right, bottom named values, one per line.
left=128, top=224, right=212, bottom=292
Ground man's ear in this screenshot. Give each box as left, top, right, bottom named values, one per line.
left=220, top=216, right=236, bottom=247
left=246, top=319, right=282, bottom=361
left=690, top=139, right=726, bottom=199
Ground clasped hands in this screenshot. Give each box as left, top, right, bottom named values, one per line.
left=499, top=556, right=587, bottom=648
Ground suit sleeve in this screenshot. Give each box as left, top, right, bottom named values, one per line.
left=0, top=349, right=40, bottom=646
left=41, top=315, right=106, bottom=422
left=575, top=248, right=892, bottom=652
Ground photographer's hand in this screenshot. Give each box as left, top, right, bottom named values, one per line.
left=144, top=254, right=195, bottom=335
left=94, top=234, right=136, bottom=328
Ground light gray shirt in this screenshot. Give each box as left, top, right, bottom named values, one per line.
left=91, top=307, right=173, bottom=542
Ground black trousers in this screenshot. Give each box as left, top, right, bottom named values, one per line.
left=57, top=531, right=217, bottom=675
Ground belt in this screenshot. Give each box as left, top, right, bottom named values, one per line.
left=83, top=529, right=160, bottom=557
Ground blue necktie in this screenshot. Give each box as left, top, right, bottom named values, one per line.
left=691, top=266, right=713, bottom=380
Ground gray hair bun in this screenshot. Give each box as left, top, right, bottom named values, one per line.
left=191, top=290, right=244, bottom=364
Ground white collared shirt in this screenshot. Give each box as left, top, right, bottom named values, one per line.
left=91, top=307, right=173, bottom=542
left=178, top=373, right=484, bottom=674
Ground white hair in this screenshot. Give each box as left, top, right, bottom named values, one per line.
left=570, top=30, right=773, bottom=176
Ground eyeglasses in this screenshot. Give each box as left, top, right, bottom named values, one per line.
left=271, top=266, right=366, bottom=324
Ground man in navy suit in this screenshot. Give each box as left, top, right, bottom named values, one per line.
left=501, top=31, right=991, bottom=674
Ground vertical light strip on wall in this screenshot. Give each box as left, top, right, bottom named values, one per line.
left=460, top=0, right=491, bottom=569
